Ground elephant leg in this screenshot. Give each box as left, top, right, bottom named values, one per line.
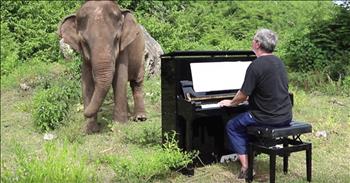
left=112, top=58, right=129, bottom=122
left=82, top=62, right=100, bottom=133
left=130, top=80, right=147, bottom=121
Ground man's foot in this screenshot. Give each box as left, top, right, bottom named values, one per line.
left=238, top=168, right=255, bottom=179
left=238, top=168, right=248, bottom=179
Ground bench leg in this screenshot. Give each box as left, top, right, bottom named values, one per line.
left=283, top=139, right=289, bottom=174
left=247, top=143, right=254, bottom=182
left=270, top=152, right=276, bottom=183
left=283, top=155, right=288, bottom=174
left=306, top=144, right=312, bottom=182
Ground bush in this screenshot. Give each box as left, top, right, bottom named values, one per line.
left=0, top=1, right=82, bottom=64
left=285, top=36, right=327, bottom=72
left=32, top=77, right=80, bottom=132
left=285, top=3, right=350, bottom=81
left=0, top=22, right=19, bottom=76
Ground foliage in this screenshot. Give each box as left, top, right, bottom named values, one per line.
left=1, top=142, right=96, bottom=183
left=285, top=3, right=350, bottom=81
left=0, top=1, right=82, bottom=64
left=1, top=22, right=19, bottom=76
left=31, top=60, right=81, bottom=132
left=32, top=78, right=80, bottom=131
left=99, top=132, right=197, bottom=182
left=1, top=0, right=349, bottom=94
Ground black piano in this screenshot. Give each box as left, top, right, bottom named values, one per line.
left=161, top=50, right=256, bottom=164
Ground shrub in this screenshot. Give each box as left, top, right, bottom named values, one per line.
left=1, top=142, right=96, bottom=183
left=0, top=22, right=19, bottom=76
left=0, top=1, right=82, bottom=64
left=285, top=3, right=350, bottom=81
left=32, top=77, right=80, bottom=132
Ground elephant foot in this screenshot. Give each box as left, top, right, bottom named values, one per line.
left=113, top=115, right=128, bottom=123
left=133, top=114, right=147, bottom=122
left=85, top=119, right=101, bottom=134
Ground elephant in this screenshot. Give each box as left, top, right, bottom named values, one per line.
left=58, top=0, right=147, bottom=134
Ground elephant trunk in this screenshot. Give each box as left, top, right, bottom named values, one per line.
left=84, top=60, right=114, bottom=118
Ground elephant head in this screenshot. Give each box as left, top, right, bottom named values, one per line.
left=58, top=0, right=142, bottom=120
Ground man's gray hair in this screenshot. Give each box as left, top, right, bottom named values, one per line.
left=253, top=28, right=278, bottom=53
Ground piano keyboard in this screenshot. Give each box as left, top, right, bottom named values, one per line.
left=201, top=101, right=249, bottom=109
left=201, top=103, right=221, bottom=109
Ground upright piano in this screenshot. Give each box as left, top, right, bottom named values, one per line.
left=161, top=50, right=256, bottom=164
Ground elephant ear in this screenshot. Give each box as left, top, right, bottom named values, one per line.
left=57, top=15, right=80, bottom=53
left=120, top=10, right=140, bottom=51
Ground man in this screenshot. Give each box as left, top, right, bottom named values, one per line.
left=218, top=28, right=292, bottom=179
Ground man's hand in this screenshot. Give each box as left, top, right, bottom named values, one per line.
left=218, top=99, right=237, bottom=107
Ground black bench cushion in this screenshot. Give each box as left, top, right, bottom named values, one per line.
left=247, top=121, right=312, bottom=139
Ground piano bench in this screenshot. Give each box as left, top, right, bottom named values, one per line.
left=246, top=121, right=312, bottom=183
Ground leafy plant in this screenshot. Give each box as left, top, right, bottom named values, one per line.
left=0, top=22, right=19, bottom=76
left=32, top=76, right=80, bottom=132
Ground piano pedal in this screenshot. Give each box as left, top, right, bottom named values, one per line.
left=220, top=153, right=238, bottom=163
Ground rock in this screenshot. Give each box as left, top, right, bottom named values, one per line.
left=43, top=133, right=55, bottom=140
left=315, top=130, right=327, bottom=138
left=140, top=25, right=164, bottom=77
left=59, top=38, right=74, bottom=60
left=19, top=83, right=30, bottom=91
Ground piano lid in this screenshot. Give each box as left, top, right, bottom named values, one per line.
left=190, top=61, right=251, bottom=92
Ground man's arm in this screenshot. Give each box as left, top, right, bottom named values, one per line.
left=218, top=90, right=248, bottom=107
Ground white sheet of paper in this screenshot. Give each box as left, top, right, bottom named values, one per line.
left=190, top=61, right=251, bottom=92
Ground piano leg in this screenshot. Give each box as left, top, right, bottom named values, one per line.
left=185, top=120, right=193, bottom=152
left=184, top=119, right=195, bottom=176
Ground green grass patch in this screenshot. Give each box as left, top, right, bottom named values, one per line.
left=99, top=132, right=197, bottom=183
left=0, top=59, right=64, bottom=91
left=117, top=120, right=162, bottom=146
left=1, top=141, right=97, bottom=183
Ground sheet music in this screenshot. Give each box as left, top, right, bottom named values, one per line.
left=190, top=61, right=251, bottom=92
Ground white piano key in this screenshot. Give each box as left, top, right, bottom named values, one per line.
left=201, top=103, right=221, bottom=109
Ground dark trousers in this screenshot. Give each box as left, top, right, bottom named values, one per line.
left=226, top=112, right=291, bottom=154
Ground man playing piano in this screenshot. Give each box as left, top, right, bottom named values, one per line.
left=218, top=28, right=292, bottom=179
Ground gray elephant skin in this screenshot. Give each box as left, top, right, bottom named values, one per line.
left=58, top=0, right=147, bottom=133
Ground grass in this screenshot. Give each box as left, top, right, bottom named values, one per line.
left=1, top=141, right=97, bottom=183
left=1, top=61, right=350, bottom=182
